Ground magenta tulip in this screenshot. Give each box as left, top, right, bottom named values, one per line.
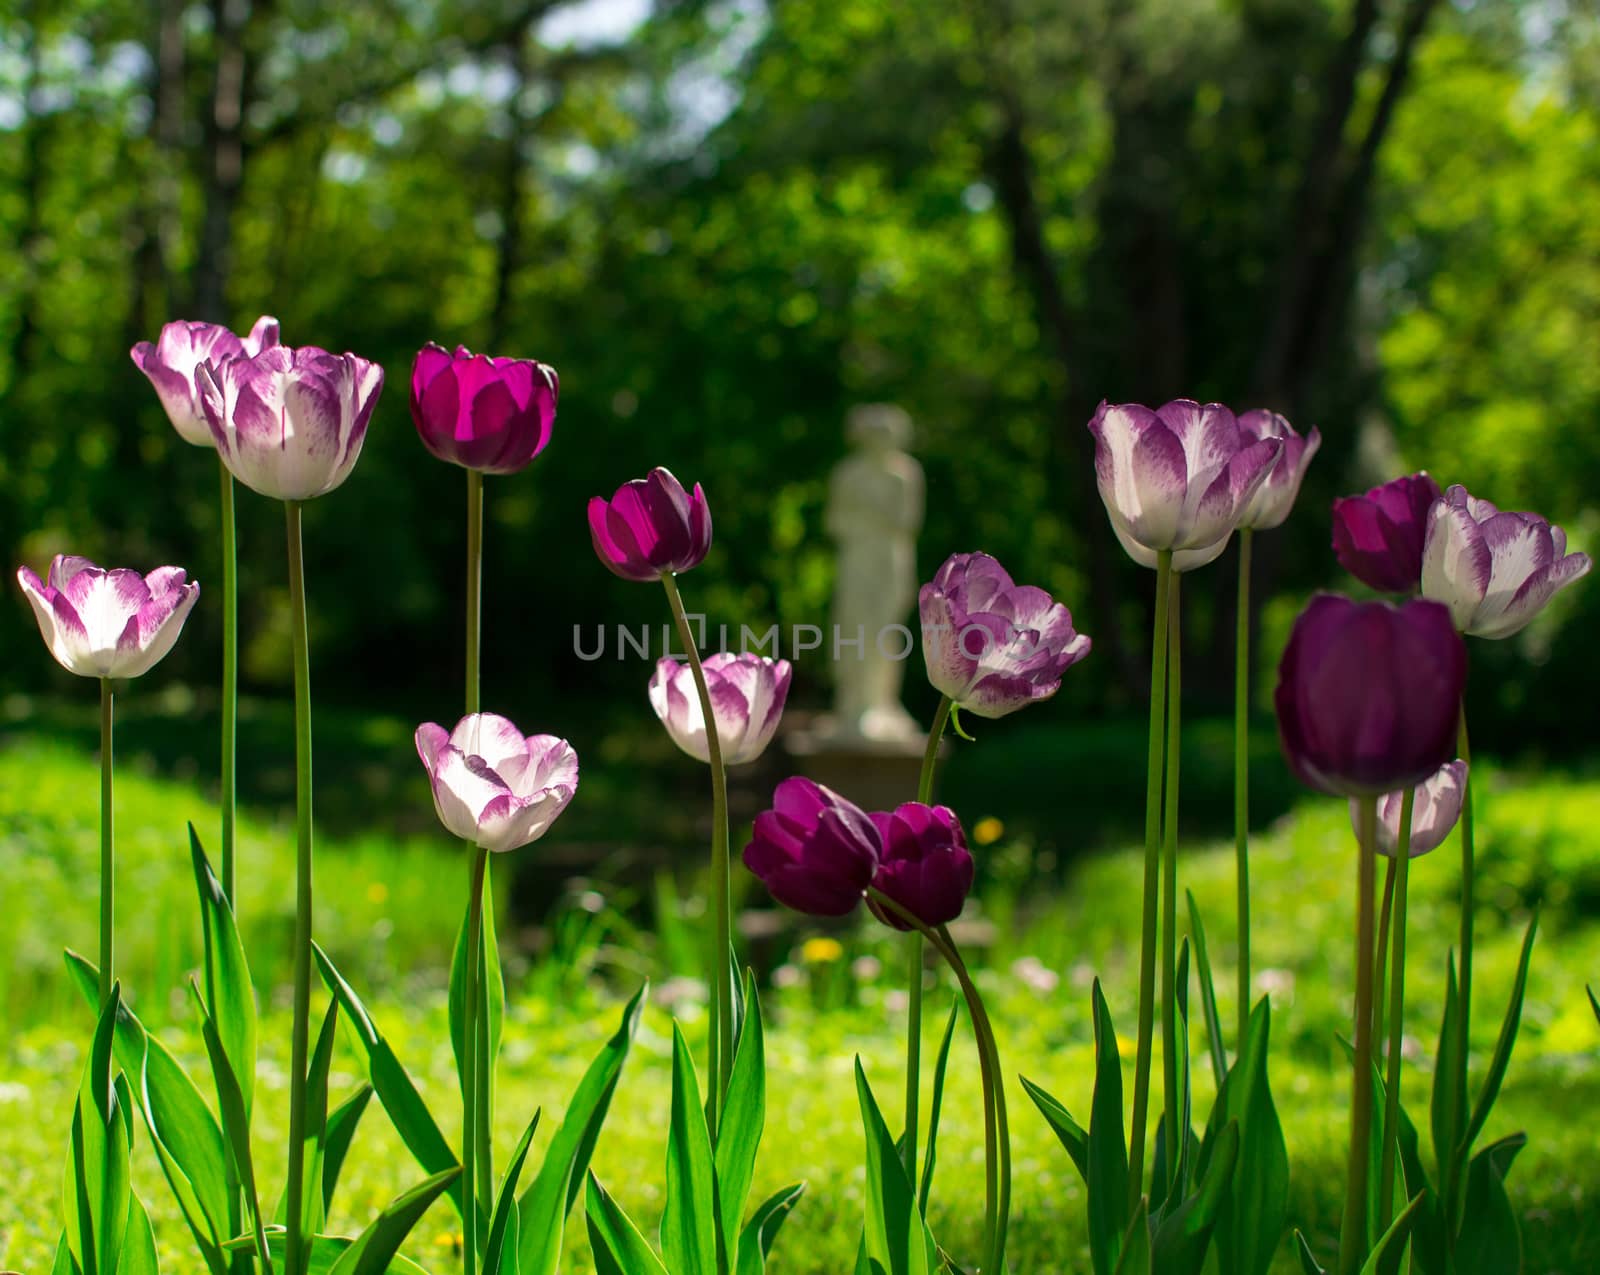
left=1235, top=410, right=1321, bottom=531
left=1330, top=472, right=1442, bottom=594
left=1274, top=593, right=1466, bottom=798
left=1348, top=759, right=1468, bottom=858
left=415, top=713, right=578, bottom=854
left=866, top=803, right=973, bottom=930
left=131, top=316, right=279, bottom=446
left=649, top=652, right=791, bottom=765
left=17, top=555, right=198, bottom=679
left=409, top=343, right=558, bottom=474
left=742, top=777, right=880, bottom=916
left=588, top=467, right=712, bottom=581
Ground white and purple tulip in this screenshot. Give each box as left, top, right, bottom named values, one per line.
left=919, top=552, right=1091, bottom=719
left=1235, top=410, right=1321, bottom=531
left=1421, top=485, right=1592, bottom=639
left=17, top=555, right=199, bottom=679
left=1088, top=399, right=1283, bottom=571
left=197, top=343, right=384, bottom=502
left=130, top=316, right=279, bottom=447
left=648, top=652, right=791, bottom=765
left=414, top=713, right=578, bottom=854
left=1348, top=759, right=1469, bottom=858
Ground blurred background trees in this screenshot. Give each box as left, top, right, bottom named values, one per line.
left=3, top=0, right=1596, bottom=751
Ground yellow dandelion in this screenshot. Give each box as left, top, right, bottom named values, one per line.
left=973, top=816, right=1005, bottom=846
left=366, top=881, right=388, bottom=905
left=800, top=936, right=844, bottom=964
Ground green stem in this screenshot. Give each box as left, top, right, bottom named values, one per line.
left=904, top=695, right=952, bottom=1191
left=463, top=847, right=488, bottom=1275
left=1339, top=797, right=1379, bottom=1275
left=1234, top=527, right=1252, bottom=1049
left=1129, top=549, right=1172, bottom=1206
left=1455, top=710, right=1474, bottom=1156
left=464, top=468, right=494, bottom=1226
left=1160, top=573, right=1183, bottom=1189
left=99, top=677, right=114, bottom=1006
left=1373, top=858, right=1396, bottom=1054
left=219, top=458, right=238, bottom=905
left=465, top=469, right=483, bottom=717
left=283, top=502, right=314, bottom=1275
left=1377, top=791, right=1416, bottom=1236
left=662, top=572, right=733, bottom=1135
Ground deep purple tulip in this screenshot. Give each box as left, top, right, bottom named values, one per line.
left=131, top=317, right=279, bottom=447
left=919, top=552, right=1091, bottom=718
left=866, top=803, right=974, bottom=931
left=742, top=777, right=880, bottom=916
left=1274, top=593, right=1467, bottom=798
left=1421, top=484, right=1592, bottom=639
left=1330, top=472, right=1442, bottom=594
left=17, top=555, right=198, bottom=679
left=587, top=467, right=712, bottom=581
left=649, top=652, right=791, bottom=765
left=1236, top=410, right=1321, bottom=531
left=1347, top=759, right=1468, bottom=858
left=198, top=344, right=384, bottom=501
left=1088, top=399, right=1282, bottom=571
left=409, top=343, right=558, bottom=474
left=415, top=713, right=579, bottom=854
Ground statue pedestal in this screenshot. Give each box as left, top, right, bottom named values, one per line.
left=780, top=711, right=946, bottom=811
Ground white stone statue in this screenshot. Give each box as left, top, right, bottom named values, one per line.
left=823, top=403, right=925, bottom=744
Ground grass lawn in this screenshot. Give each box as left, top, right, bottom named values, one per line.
left=1, top=707, right=1598, bottom=1273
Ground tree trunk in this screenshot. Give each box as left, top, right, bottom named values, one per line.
left=195, top=0, right=251, bottom=322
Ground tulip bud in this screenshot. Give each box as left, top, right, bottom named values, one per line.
left=17, top=556, right=198, bottom=679
left=1235, top=410, right=1321, bottom=531
left=587, top=467, right=712, bottom=581
left=742, top=777, right=881, bottom=916
left=1330, top=472, right=1442, bottom=594
left=1347, top=760, right=1468, bottom=858
left=131, top=317, right=279, bottom=447
left=415, top=713, right=578, bottom=854
left=648, top=653, right=791, bottom=765
left=866, top=803, right=974, bottom=930
left=409, top=343, right=558, bottom=474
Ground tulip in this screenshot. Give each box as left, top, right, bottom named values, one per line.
left=1235, top=410, right=1321, bottom=531
left=1087, top=399, right=1282, bottom=572
left=130, top=316, right=279, bottom=446
left=1349, top=759, right=1469, bottom=858
left=17, top=555, right=199, bottom=679
left=197, top=343, right=384, bottom=501
left=1330, top=472, right=1442, bottom=594
left=415, top=713, right=579, bottom=855
left=1421, top=484, right=1592, bottom=639
left=588, top=467, right=712, bottom=581
left=867, top=803, right=974, bottom=930
left=742, top=777, right=881, bottom=916
left=918, top=552, right=1091, bottom=719
left=410, top=343, right=559, bottom=474
left=649, top=652, right=791, bottom=765
left=1275, top=593, right=1466, bottom=799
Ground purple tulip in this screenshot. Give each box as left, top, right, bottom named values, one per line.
left=918, top=552, right=1091, bottom=718
left=1347, top=760, right=1468, bottom=858
left=17, top=555, right=198, bottom=679
left=1088, top=399, right=1283, bottom=571
left=197, top=344, right=384, bottom=502
left=649, top=652, right=792, bottom=765
left=587, top=467, right=712, bottom=581
left=742, top=777, right=881, bottom=916
left=415, top=713, right=578, bottom=854
left=1235, top=410, right=1321, bottom=531
left=1330, top=472, right=1442, bottom=594
left=409, top=343, right=559, bottom=474
left=1274, top=593, right=1467, bottom=798
left=131, top=317, right=279, bottom=447
left=866, top=803, right=974, bottom=931
left=1421, top=484, right=1592, bottom=639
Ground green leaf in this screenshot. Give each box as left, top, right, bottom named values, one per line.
left=1458, top=915, right=1538, bottom=1160
left=1111, top=1199, right=1150, bottom=1275
left=187, top=982, right=266, bottom=1259
left=119, top=1192, right=160, bottom=1275
left=1395, top=1100, right=1448, bottom=1275
left=64, top=986, right=131, bottom=1275
left=224, top=1230, right=429, bottom=1275
left=52, top=1232, right=72, bottom=1275
left=325, top=1167, right=461, bottom=1275
left=585, top=1174, right=669, bottom=1275
left=189, top=826, right=257, bottom=1123
left=734, top=1182, right=805, bottom=1275
left=1020, top=1076, right=1088, bottom=1184
left=448, top=881, right=505, bottom=1110
left=65, top=951, right=230, bottom=1275
left=916, top=999, right=960, bottom=1216
left=1151, top=1120, right=1238, bottom=1275
left=1588, top=984, right=1599, bottom=1026
left=322, top=1086, right=375, bottom=1216
left=516, top=984, right=646, bottom=1275
left=1087, top=980, right=1130, bottom=1275
left=1430, top=954, right=1463, bottom=1190
left=1185, top=891, right=1229, bottom=1090
left=854, top=1060, right=933, bottom=1275
left=1293, top=1231, right=1327, bottom=1275
left=314, top=943, right=462, bottom=1219
left=274, top=1003, right=339, bottom=1236
left=1201, top=997, right=1288, bottom=1275
left=482, top=1110, right=540, bottom=1275
left=1357, top=1191, right=1427, bottom=1275
left=716, top=970, right=766, bottom=1268
left=661, top=1024, right=719, bottom=1275
left=1454, top=1134, right=1525, bottom=1275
